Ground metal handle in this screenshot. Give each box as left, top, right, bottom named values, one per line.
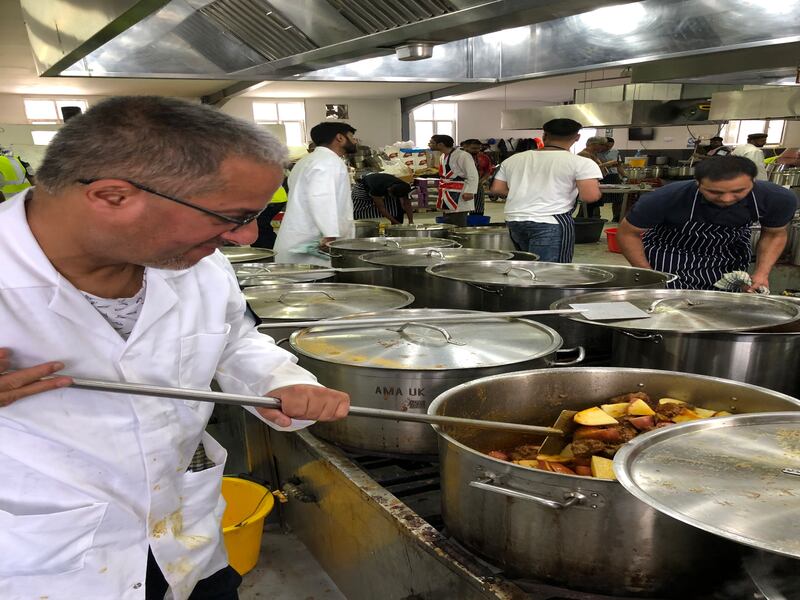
left=277, top=290, right=335, bottom=303
left=470, top=478, right=586, bottom=510
left=390, top=322, right=465, bottom=346
left=282, top=477, right=317, bottom=503
left=316, top=245, right=336, bottom=257
left=383, top=239, right=401, bottom=248
left=549, top=346, right=586, bottom=366
left=619, top=330, right=663, bottom=343
left=426, top=248, right=445, bottom=259
left=647, top=297, right=698, bottom=313
left=506, top=266, right=537, bottom=280
left=783, top=468, right=800, bottom=477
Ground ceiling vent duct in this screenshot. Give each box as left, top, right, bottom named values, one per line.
left=395, top=42, right=436, bottom=61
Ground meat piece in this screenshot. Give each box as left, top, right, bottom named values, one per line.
left=654, top=421, right=674, bottom=429
left=549, top=463, right=577, bottom=475
left=574, top=465, right=593, bottom=477
left=609, top=391, right=653, bottom=408
left=508, top=444, right=541, bottom=461
left=571, top=438, right=607, bottom=458
left=601, top=443, right=623, bottom=458
left=487, top=450, right=510, bottom=461
left=573, top=425, right=624, bottom=443
left=618, top=424, right=639, bottom=443
left=656, top=403, right=684, bottom=419
left=627, top=415, right=656, bottom=431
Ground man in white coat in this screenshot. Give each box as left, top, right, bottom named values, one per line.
left=0, top=96, right=350, bottom=600
left=731, top=132, right=769, bottom=180
left=273, top=122, right=357, bottom=264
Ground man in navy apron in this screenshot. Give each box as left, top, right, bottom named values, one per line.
left=617, top=156, right=796, bottom=290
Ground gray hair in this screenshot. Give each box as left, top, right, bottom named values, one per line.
left=587, top=136, right=608, bottom=145
left=37, top=96, right=288, bottom=196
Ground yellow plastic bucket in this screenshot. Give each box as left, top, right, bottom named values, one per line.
left=221, top=477, right=275, bottom=575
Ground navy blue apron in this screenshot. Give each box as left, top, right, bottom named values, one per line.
left=642, top=189, right=758, bottom=290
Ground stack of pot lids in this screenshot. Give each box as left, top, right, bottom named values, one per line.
left=450, top=226, right=510, bottom=236
left=426, top=260, right=614, bottom=288
left=555, top=289, right=800, bottom=332
left=290, top=309, right=561, bottom=370
left=362, top=248, right=514, bottom=267
left=219, top=247, right=275, bottom=263
left=614, top=412, right=800, bottom=559
left=244, top=283, right=414, bottom=321
left=327, top=236, right=459, bottom=251
left=235, top=263, right=333, bottom=286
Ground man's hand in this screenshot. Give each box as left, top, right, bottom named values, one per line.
left=462, top=193, right=474, bottom=201
left=0, top=348, right=72, bottom=408
left=256, top=384, right=350, bottom=427
left=746, top=273, right=770, bottom=293
left=319, top=236, right=336, bottom=249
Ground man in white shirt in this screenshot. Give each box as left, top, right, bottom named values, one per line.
left=732, top=132, right=768, bottom=180
left=490, top=118, right=603, bottom=262
left=429, top=134, right=479, bottom=226
left=0, top=96, right=349, bottom=600
left=274, top=122, right=357, bottom=265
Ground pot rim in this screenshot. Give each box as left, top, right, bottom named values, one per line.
left=427, top=366, right=800, bottom=483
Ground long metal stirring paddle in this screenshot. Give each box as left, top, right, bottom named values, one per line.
left=67, top=376, right=562, bottom=436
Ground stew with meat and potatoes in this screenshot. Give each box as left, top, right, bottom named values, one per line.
left=486, top=392, right=732, bottom=480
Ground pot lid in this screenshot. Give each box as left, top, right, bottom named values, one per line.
left=555, top=289, right=800, bottom=332
left=219, top=247, right=276, bottom=263
left=614, top=412, right=800, bottom=559
left=426, top=260, right=614, bottom=288
left=290, top=309, right=561, bottom=370
left=235, top=263, right=333, bottom=285
left=450, top=226, right=509, bottom=235
left=326, top=236, right=457, bottom=251
left=363, top=248, right=513, bottom=268
left=244, top=283, right=413, bottom=321
left=385, top=223, right=455, bottom=232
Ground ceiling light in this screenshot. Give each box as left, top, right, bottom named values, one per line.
left=578, top=3, right=649, bottom=35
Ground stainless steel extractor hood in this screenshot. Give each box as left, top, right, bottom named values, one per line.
left=709, top=88, right=800, bottom=121
left=501, top=98, right=715, bottom=129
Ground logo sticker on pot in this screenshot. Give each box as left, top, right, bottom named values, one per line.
left=376, top=386, right=426, bottom=410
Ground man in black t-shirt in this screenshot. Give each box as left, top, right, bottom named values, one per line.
left=352, top=172, right=414, bottom=224
left=617, top=156, right=796, bottom=290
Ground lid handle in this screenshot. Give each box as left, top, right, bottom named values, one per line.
left=426, top=249, right=445, bottom=259
left=278, top=290, right=335, bottom=304
left=501, top=265, right=537, bottom=280
left=390, top=322, right=466, bottom=346
left=647, top=297, right=698, bottom=314
left=782, top=468, right=800, bottom=477
left=383, top=239, right=401, bottom=248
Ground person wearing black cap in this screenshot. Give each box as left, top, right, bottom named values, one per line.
left=490, top=118, right=602, bottom=262
left=617, top=156, right=795, bottom=291
left=705, top=136, right=732, bottom=157
left=732, top=132, right=768, bottom=180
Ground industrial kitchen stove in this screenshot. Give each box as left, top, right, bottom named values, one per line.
left=240, top=415, right=764, bottom=600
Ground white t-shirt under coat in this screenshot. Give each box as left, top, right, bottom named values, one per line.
left=494, top=150, right=602, bottom=224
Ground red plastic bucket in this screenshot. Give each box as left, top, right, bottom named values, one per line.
left=606, top=227, right=621, bottom=253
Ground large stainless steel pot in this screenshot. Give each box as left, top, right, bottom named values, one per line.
left=666, top=165, right=695, bottom=179
left=384, top=223, right=455, bottom=238
left=428, top=367, right=800, bottom=596
left=220, top=246, right=275, bottom=263
left=558, top=289, right=800, bottom=396
left=360, top=248, right=515, bottom=307
left=447, top=226, right=515, bottom=251
left=426, top=261, right=676, bottom=357
left=789, top=221, right=800, bottom=266
left=293, top=310, right=583, bottom=456
left=354, top=219, right=381, bottom=238
left=769, top=168, right=800, bottom=187
left=246, top=283, right=414, bottom=344
left=324, top=236, right=460, bottom=274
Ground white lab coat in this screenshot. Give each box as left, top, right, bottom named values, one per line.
left=273, top=147, right=355, bottom=265
left=731, top=143, right=768, bottom=180
left=0, top=191, right=320, bottom=600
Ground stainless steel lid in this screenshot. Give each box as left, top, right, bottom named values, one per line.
left=426, top=260, right=614, bottom=288
left=385, top=223, right=455, bottom=233
left=219, top=247, right=275, bottom=263
left=362, top=248, right=514, bottom=268
left=326, top=236, right=458, bottom=251
left=614, top=412, right=800, bottom=559
left=235, top=263, right=333, bottom=286
left=557, top=289, right=800, bottom=332
left=290, top=309, right=562, bottom=370
left=244, top=283, right=414, bottom=320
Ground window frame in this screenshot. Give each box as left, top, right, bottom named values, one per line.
left=412, top=102, right=457, bottom=146
left=252, top=101, right=307, bottom=147
left=24, top=98, right=88, bottom=125
left=721, top=119, right=785, bottom=146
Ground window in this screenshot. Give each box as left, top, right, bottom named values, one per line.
left=252, top=101, right=306, bottom=147
left=24, top=99, right=88, bottom=124
left=571, top=128, right=597, bottom=154
left=31, top=130, right=58, bottom=145
left=412, top=103, right=457, bottom=146
left=721, top=119, right=785, bottom=145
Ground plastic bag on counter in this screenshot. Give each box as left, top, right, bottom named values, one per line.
left=378, top=156, right=413, bottom=180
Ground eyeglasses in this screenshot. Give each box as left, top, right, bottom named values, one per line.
left=77, top=178, right=264, bottom=231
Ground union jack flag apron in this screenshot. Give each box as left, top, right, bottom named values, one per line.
left=436, top=151, right=465, bottom=211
